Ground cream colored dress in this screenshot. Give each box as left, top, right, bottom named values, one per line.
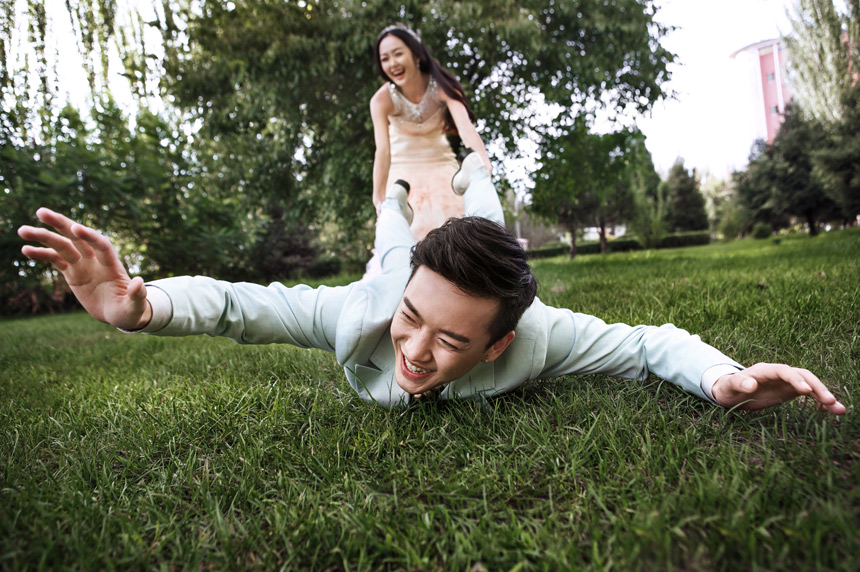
left=384, top=77, right=464, bottom=239
left=362, top=78, right=465, bottom=280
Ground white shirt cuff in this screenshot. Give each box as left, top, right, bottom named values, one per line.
left=701, top=364, right=744, bottom=404
left=117, top=285, right=173, bottom=333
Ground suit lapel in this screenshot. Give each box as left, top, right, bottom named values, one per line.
left=353, top=336, right=410, bottom=407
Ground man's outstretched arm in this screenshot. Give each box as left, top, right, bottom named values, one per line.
left=18, top=208, right=350, bottom=352
left=18, top=208, right=153, bottom=330
left=537, top=307, right=846, bottom=415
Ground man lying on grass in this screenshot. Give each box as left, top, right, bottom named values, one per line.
left=18, top=152, right=845, bottom=414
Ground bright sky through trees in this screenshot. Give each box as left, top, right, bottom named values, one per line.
left=639, top=0, right=795, bottom=177
left=24, top=0, right=801, bottom=180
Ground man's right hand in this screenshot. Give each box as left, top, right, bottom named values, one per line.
left=18, top=208, right=152, bottom=330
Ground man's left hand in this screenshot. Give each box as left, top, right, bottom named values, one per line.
left=712, top=363, right=846, bottom=414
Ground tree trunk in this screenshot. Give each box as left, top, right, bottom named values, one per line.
left=567, top=222, right=577, bottom=259
left=806, top=211, right=819, bottom=236
left=598, top=215, right=607, bottom=254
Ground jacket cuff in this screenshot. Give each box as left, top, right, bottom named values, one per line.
left=701, top=364, right=744, bottom=404
left=117, top=285, right=173, bottom=333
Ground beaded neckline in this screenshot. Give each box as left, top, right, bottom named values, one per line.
left=388, top=77, right=443, bottom=125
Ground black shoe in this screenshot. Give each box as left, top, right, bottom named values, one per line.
left=386, top=179, right=413, bottom=224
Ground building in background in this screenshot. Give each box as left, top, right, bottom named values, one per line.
left=731, top=38, right=793, bottom=143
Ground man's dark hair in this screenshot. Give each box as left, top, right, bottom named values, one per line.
left=410, top=217, right=537, bottom=346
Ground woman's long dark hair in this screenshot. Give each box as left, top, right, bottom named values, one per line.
left=374, top=23, right=477, bottom=134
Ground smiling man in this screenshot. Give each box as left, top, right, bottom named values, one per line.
left=18, top=152, right=846, bottom=414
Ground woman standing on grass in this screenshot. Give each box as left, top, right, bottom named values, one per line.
left=369, top=23, right=493, bottom=241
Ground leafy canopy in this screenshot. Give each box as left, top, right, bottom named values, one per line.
left=159, top=0, right=675, bottom=232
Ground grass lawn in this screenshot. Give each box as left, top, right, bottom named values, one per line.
left=1, top=230, right=858, bottom=570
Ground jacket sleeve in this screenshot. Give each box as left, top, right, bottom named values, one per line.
left=139, top=276, right=352, bottom=353
left=538, top=305, right=743, bottom=402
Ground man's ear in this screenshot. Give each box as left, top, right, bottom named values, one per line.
left=482, top=331, right=515, bottom=363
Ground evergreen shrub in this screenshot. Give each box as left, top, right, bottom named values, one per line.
left=657, top=231, right=710, bottom=248
left=526, top=232, right=710, bottom=259
left=752, top=222, right=773, bottom=239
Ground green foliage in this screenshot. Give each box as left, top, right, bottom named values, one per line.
left=752, top=222, right=773, bottom=239
left=715, top=198, right=751, bottom=241
left=526, top=245, right=571, bottom=259
left=768, top=103, right=841, bottom=235
left=784, top=0, right=860, bottom=125
left=575, top=237, right=642, bottom=255
left=529, top=237, right=642, bottom=259
left=628, top=153, right=667, bottom=248
left=813, top=84, right=860, bottom=220
left=2, top=0, right=676, bottom=309
left=304, top=255, right=343, bottom=279
left=782, top=0, right=860, bottom=222
left=2, top=229, right=858, bottom=570
left=160, top=0, right=675, bottom=235
left=251, top=205, right=317, bottom=283
left=526, top=232, right=709, bottom=259
left=530, top=120, right=651, bottom=256
left=0, top=98, right=259, bottom=313
left=734, top=106, right=844, bottom=236
left=656, top=231, right=710, bottom=249
left=663, top=158, right=708, bottom=232
left=699, top=176, right=749, bottom=241
left=734, top=139, right=785, bottom=230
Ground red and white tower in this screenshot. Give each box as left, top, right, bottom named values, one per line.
left=731, top=38, right=793, bottom=143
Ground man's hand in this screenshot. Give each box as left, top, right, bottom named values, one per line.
left=18, top=208, right=152, bottom=330
left=712, top=362, right=846, bottom=414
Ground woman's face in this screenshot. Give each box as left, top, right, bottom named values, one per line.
left=378, top=34, right=420, bottom=87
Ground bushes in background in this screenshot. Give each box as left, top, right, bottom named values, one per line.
left=527, top=232, right=711, bottom=259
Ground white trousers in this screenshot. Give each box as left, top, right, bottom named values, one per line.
left=374, top=167, right=504, bottom=276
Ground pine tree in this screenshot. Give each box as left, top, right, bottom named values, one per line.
left=769, top=104, right=841, bottom=234
left=663, top=159, right=709, bottom=232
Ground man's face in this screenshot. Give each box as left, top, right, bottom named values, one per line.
left=389, top=266, right=515, bottom=396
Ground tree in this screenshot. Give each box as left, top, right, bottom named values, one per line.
left=530, top=119, right=641, bottom=257
left=663, top=159, right=708, bottom=232
left=732, top=107, right=842, bottom=237
left=3, top=0, right=678, bottom=310
left=813, top=84, right=860, bottom=221
left=0, top=0, right=297, bottom=313
left=784, top=0, right=860, bottom=125
left=627, top=144, right=667, bottom=248
left=734, top=140, right=777, bottom=232
left=159, top=0, right=676, bottom=235
left=783, top=0, right=860, bottom=223
left=769, top=103, right=841, bottom=235
left=251, top=204, right=317, bottom=283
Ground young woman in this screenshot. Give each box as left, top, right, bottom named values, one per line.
left=369, top=23, right=492, bottom=241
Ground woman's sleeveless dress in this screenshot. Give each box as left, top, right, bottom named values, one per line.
left=385, top=77, right=464, bottom=239
left=361, top=77, right=465, bottom=281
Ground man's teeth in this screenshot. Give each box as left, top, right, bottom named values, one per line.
left=404, top=356, right=431, bottom=374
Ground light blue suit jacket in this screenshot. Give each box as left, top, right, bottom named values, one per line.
left=144, top=264, right=742, bottom=408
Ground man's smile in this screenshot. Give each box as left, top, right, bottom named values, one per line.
left=403, top=354, right=433, bottom=375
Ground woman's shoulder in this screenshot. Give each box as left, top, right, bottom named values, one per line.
left=430, top=76, right=448, bottom=103
left=370, top=84, right=394, bottom=114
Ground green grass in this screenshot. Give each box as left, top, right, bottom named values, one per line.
left=1, top=230, right=858, bottom=571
